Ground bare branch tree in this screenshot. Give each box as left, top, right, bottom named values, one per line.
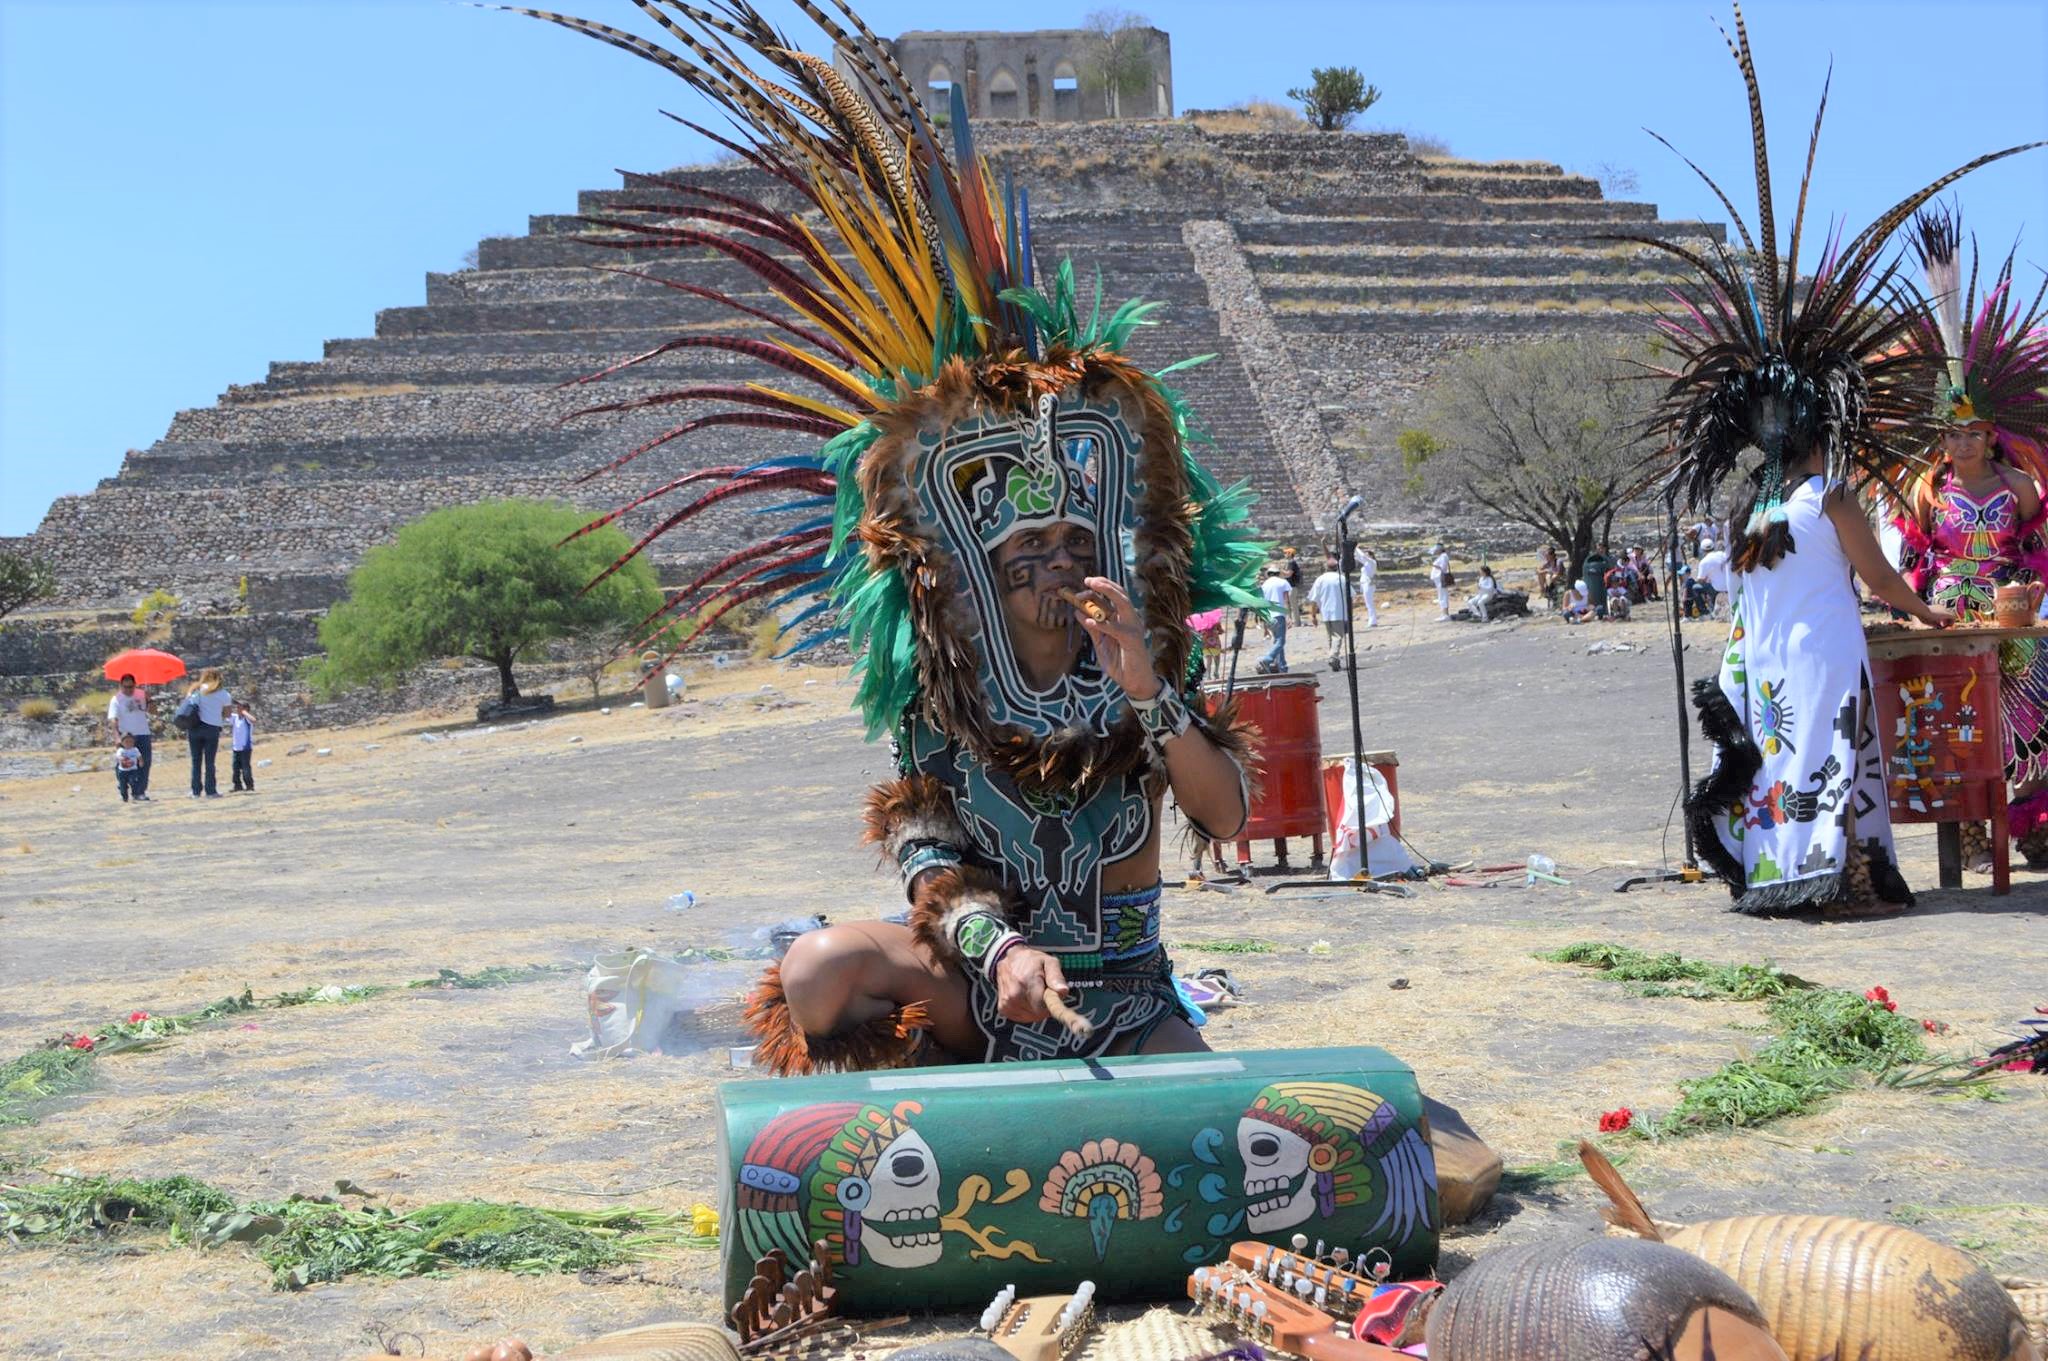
left=1397, top=335, right=1664, bottom=579
left=1082, top=9, right=1156, bottom=120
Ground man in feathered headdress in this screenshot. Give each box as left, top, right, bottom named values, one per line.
left=1614, top=4, right=2038, bottom=915
left=509, top=1, right=1266, bottom=1068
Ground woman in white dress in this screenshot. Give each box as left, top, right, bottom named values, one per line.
left=1693, top=457, right=1951, bottom=915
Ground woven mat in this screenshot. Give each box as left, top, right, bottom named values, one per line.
left=1081, top=1307, right=1237, bottom=1361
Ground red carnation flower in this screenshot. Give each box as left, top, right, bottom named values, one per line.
left=127, top=1011, right=150, bottom=1023
left=1597, top=1107, right=1633, bottom=1133
left=68, top=1034, right=95, bottom=1051
left=1864, top=986, right=1896, bottom=1012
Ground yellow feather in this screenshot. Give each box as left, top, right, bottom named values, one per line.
left=746, top=379, right=863, bottom=428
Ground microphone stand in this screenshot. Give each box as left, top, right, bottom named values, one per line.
left=1264, top=498, right=1407, bottom=897
left=1617, top=491, right=1709, bottom=891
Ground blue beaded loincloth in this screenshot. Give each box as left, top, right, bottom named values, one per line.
left=964, top=882, right=1194, bottom=1063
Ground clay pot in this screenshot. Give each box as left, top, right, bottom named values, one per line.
left=1994, top=582, right=2038, bottom=628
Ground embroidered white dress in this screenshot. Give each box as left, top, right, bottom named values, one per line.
left=1696, top=477, right=1908, bottom=912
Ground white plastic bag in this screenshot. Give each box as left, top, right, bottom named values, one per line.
left=1328, top=758, right=1414, bottom=881
left=572, top=949, right=694, bottom=1058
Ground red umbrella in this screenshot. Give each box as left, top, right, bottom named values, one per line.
left=103, top=648, right=186, bottom=685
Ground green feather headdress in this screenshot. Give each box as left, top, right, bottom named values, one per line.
left=512, top=1, right=1265, bottom=754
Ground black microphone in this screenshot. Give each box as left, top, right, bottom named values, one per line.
left=1339, top=495, right=1363, bottom=521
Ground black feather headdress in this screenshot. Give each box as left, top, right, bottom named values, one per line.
left=1611, top=3, right=2044, bottom=569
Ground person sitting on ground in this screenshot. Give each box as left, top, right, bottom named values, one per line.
left=1467, top=564, right=1503, bottom=622
left=1534, top=544, right=1564, bottom=605
left=114, top=733, right=144, bottom=804
left=1307, top=555, right=1351, bottom=670
left=1696, top=543, right=1730, bottom=618
left=1630, top=546, right=1661, bottom=602
left=1560, top=580, right=1594, bottom=624
left=1602, top=563, right=1635, bottom=621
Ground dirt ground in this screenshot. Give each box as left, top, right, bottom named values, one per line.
left=2, top=590, right=2043, bottom=1360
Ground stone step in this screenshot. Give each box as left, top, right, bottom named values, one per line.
left=1238, top=217, right=1723, bottom=248
left=1275, top=309, right=1648, bottom=336
left=1421, top=170, right=1603, bottom=200
left=1242, top=245, right=1688, bottom=282
left=1262, top=196, right=1666, bottom=225
left=1265, top=278, right=1676, bottom=306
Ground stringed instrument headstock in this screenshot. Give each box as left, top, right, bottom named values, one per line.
left=979, top=1281, right=1098, bottom=1361
left=1188, top=1257, right=1408, bottom=1361
left=1223, top=1236, right=1387, bottom=1324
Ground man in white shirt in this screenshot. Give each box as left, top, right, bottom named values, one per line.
left=1256, top=566, right=1292, bottom=673
left=1306, top=556, right=1351, bottom=671
left=107, top=674, right=155, bottom=800
left=1696, top=547, right=1731, bottom=619
left=1430, top=544, right=1452, bottom=621
left=1353, top=544, right=1379, bottom=628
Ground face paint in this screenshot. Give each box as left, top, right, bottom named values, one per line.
left=992, top=525, right=1099, bottom=633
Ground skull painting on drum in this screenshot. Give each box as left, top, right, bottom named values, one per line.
left=733, top=1100, right=944, bottom=1273
left=1237, top=1081, right=1440, bottom=1247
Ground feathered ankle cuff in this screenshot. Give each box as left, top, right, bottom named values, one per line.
left=744, top=962, right=931, bottom=1076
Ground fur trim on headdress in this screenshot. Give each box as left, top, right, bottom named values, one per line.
left=745, top=963, right=931, bottom=1077
left=858, top=353, right=1200, bottom=794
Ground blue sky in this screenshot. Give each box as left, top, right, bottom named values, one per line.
left=3, top=0, right=2043, bottom=535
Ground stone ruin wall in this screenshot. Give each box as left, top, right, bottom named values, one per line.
left=7, top=113, right=1724, bottom=736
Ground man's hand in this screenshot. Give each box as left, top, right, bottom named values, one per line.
left=993, top=945, right=1070, bottom=1023
left=1076, top=576, right=1161, bottom=701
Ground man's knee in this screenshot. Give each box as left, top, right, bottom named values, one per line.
left=779, top=926, right=882, bottom=1035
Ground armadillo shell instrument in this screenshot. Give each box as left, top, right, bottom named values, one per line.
left=1667, top=1216, right=2040, bottom=1361
left=554, top=1322, right=742, bottom=1361
left=1425, top=1237, right=1790, bottom=1361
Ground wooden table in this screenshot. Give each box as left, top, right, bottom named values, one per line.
left=1864, top=623, right=2048, bottom=894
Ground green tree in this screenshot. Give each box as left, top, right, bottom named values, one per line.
left=1082, top=8, right=1157, bottom=119
left=309, top=500, right=662, bottom=703
left=1397, top=336, right=1663, bottom=581
left=1287, top=66, right=1381, bottom=132
left=0, top=549, right=57, bottom=622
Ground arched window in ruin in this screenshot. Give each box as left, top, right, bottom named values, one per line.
left=985, top=66, right=1020, bottom=118
left=926, top=62, right=953, bottom=114
left=1051, top=59, right=1079, bottom=121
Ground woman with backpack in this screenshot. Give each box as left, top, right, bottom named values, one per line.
left=178, top=668, right=233, bottom=799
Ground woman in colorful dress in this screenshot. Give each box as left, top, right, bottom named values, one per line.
left=1894, top=207, right=2048, bottom=868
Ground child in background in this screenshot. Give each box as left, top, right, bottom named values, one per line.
left=115, top=733, right=144, bottom=803
left=229, top=702, right=256, bottom=792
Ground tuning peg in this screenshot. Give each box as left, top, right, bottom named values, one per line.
left=1294, top=1277, right=1313, bottom=1299
left=1291, top=1233, right=1309, bottom=1251
left=1331, top=1247, right=1350, bottom=1266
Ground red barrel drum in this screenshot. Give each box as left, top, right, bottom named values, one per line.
left=1204, top=674, right=1326, bottom=840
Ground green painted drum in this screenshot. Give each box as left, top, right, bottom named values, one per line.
left=716, top=1046, right=1438, bottom=1312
